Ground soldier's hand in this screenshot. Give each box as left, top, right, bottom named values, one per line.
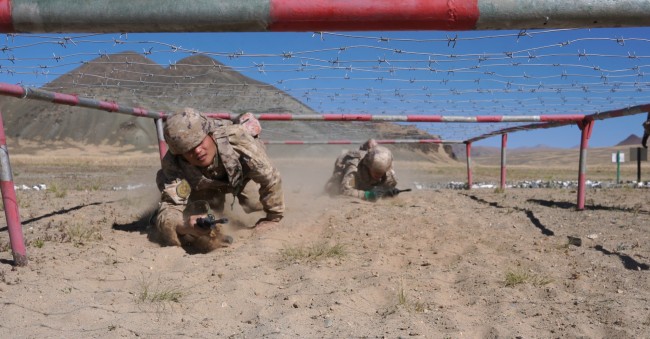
left=188, top=214, right=206, bottom=227
left=364, top=190, right=379, bottom=202
left=186, top=214, right=212, bottom=236
left=175, top=214, right=212, bottom=238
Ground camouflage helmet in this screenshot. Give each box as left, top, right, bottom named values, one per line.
left=163, top=108, right=212, bottom=155
left=363, top=145, right=393, bottom=174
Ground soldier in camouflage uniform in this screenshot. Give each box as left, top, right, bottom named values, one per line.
left=324, top=139, right=399, bottom=201
left=154, top=108, right=284, bottom=248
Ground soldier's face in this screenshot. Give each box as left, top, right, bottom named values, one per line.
left=369, top=168, right=385, bottom=180
left=183, top=135, right=217, bottom=167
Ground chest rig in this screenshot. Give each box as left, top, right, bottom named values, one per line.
left=208, top=124, right=244, bottom=196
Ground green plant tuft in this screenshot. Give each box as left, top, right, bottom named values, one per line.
left=280, top=241, right=346, bottom=262
left=136, top=275, right=184, bottom=304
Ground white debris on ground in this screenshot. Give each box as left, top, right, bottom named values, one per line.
left=413, top=180, right=650, bottom=190
left=111, top=183, right=149, bottom=191
left=10, top=181, right=650, bottom=192
left=10, top=183, right=153, bottom=191
left=13, top=184, right=47, bottom=191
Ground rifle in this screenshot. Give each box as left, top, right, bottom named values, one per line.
left=195, top=214, right=229, bottom=230
left=195, top=214, right=233, bottom=244
left=386, top=188, right=412, bottom=197
left=372, top=187, right=412, bottom=198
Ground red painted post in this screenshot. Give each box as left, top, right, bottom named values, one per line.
left=466, top=142, right=472, bottom=189
left=576, top=119, right=594, bottom=211
left=500, top=133, right=508, bottom=191
left=154, top=118, right=167, bottom=162
left=0, top=111, right=27, bottom=266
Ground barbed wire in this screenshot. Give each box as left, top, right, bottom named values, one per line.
left=1, top=28, right=649, bottom=142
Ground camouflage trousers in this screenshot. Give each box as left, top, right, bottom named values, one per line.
left=324, top=171, right=344, bottom=197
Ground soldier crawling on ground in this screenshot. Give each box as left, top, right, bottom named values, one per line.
left=152, top=108, right=284, bottom=251
left=324, top=139, right=406, bottom=202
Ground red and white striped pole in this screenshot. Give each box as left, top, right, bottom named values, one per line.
left=500, top=133, right=508, bottom=191
left=0, top=0, right=649, bottom=33
left=0, top=84, right=167, bottom=120
left=466, top=142, right=472, bottom=190
left=154, top=118, right=167, bottom=162
left=467, top=104, right=650, bottom=144
left=207, top=112, right=587, bottom=123
left=0, top=111, right=27, bottom=266
left=262, top=139, right=461, bottom=145
left=0, top=83, right=594, bottom=124
left=576, top=119, right=594, bottom=211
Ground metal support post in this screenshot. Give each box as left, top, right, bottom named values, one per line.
left=500, top=134, right=508, bottom=191
left=0, top=111, right=27, bottom=266
left=576, top=119, right=594, bottom=211
left=154, top=118, right=167, bottom=163
left=466, top=142, right=472, bottom=189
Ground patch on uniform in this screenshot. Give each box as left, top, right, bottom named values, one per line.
left=176, top=179, right=191, bottom=199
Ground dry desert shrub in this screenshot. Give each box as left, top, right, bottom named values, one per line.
left=504, top=270, right=553, bottom=287
left=397, top=285, right=427, bottom=313
left=62, top=223, right=103, bottom=246
left=135, top=274, right=184, bottom=304
left=279, top=241, right=346, bottom=262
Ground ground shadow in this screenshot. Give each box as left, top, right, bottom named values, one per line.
left=527, top=199, right=575, bottom=210
left=466, top=194, right=504, bottom=209
left=465, top=194, right=554, bottom=236
left=523, top=210, right=555, bottom=236
left=112, top=214, right=151, bottom=234
left=527, top=199, right=649, bottom=214
left=593, top=245, right=650, bottom=271
left=0, top=201, right=112, bottom=231
left=0, top=258, right=15, bottom=266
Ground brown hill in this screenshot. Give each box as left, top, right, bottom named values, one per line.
left=0, top=52, right=314, bottom=149
left=617, top=134, right=642, bottom=146
left=0, top=51, right=452, bottom=159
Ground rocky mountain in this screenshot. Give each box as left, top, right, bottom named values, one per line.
left=0, top=51, right=452, bottom=158
left=616, top=134, right=642, bottom=146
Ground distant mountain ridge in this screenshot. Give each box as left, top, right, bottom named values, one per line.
left=616, top=134, right=642, bottom=146
left=0, top=51, right=450, bottom=158
left=0, top=52, right=318, bottom=149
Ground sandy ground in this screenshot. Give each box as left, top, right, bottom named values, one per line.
left=0, top=147, right=649, bottom=338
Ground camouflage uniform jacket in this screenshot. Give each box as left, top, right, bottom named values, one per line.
left=156, top=123, right=284, bottom=219
left=333, top=150, right=397, bottom=199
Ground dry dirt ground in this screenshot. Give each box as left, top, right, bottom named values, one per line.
left=0, top=144, right=649, bottom=338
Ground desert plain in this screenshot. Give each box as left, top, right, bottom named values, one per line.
left=0, top=142, right=648, bottom=338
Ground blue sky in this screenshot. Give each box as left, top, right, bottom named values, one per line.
left=2, top=28, right=650, bottom=148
